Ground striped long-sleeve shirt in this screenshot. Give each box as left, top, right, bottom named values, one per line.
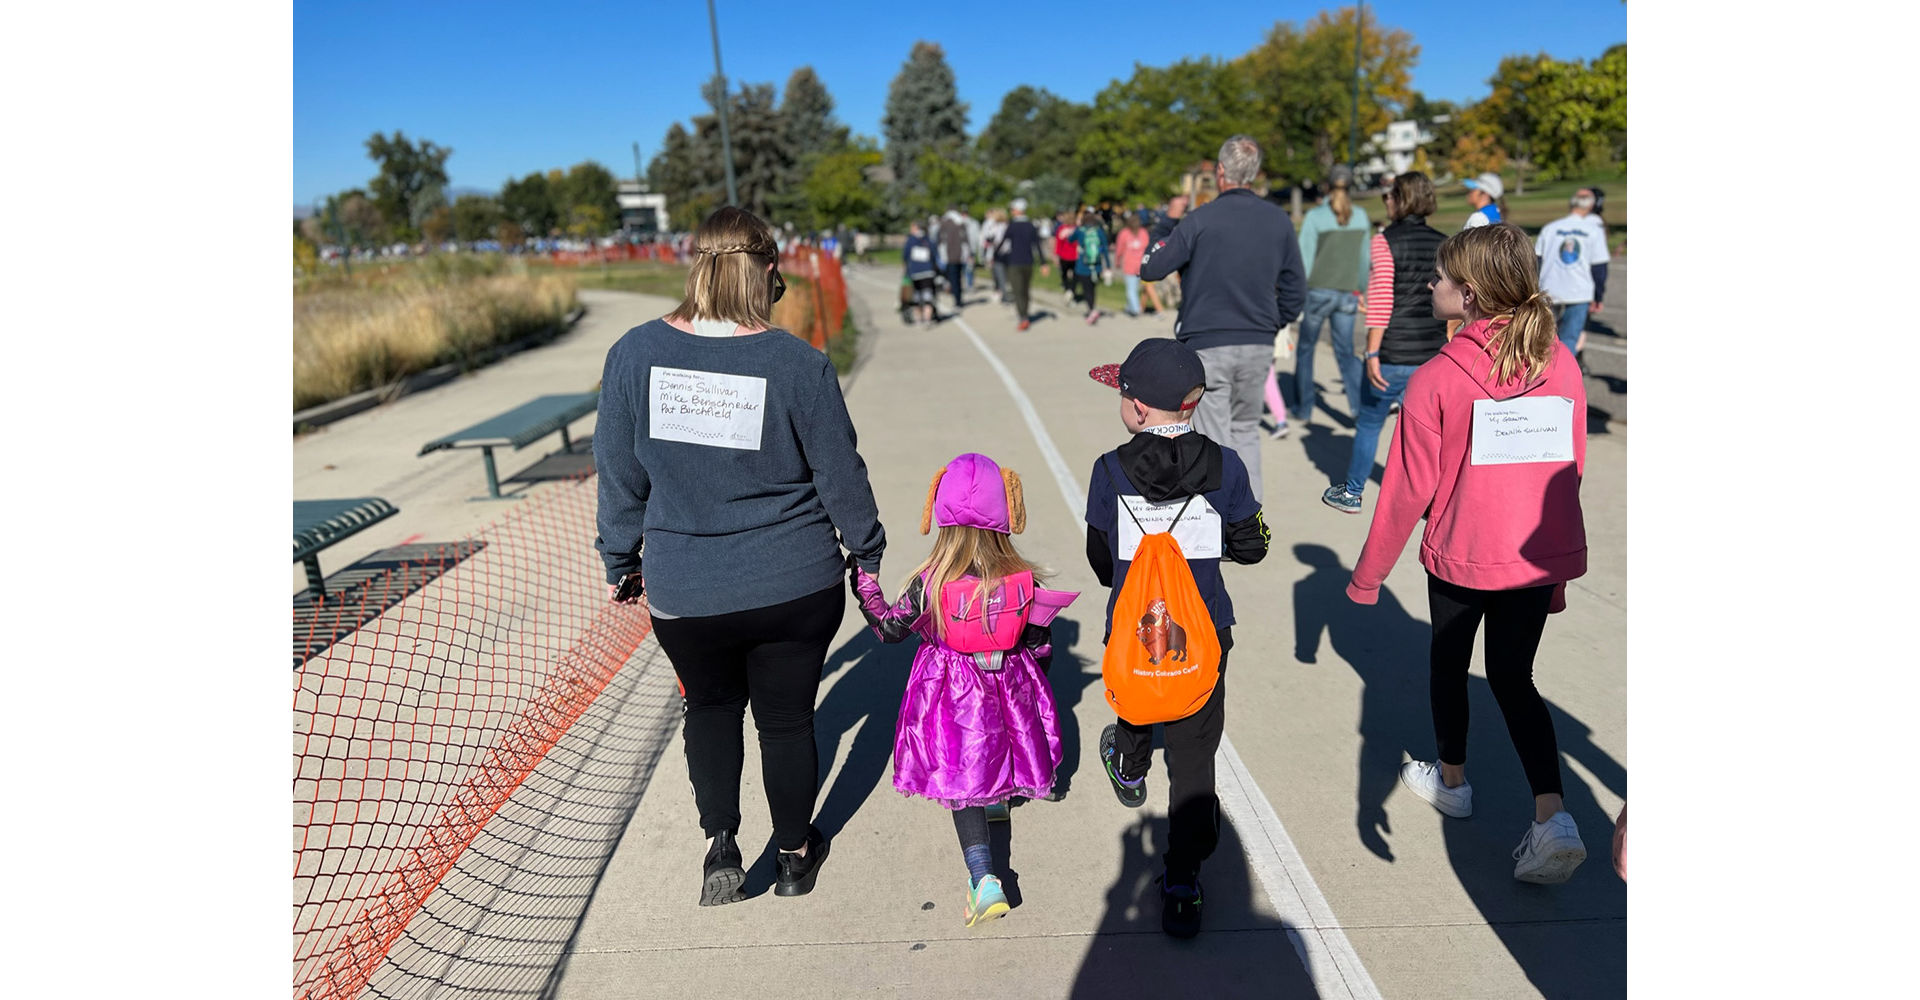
left=1363, top=233, right=1395, bottom=329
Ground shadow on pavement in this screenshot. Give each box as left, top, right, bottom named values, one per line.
left=1065, top=814, right=1315, bottom=998
left=812, top=626, right=916, bottom=846
left=1300, top=424, right=1384, bottom=491
left=361, top=645, right=682, bottom=1000
left=1291, top=542, right=1627, bottom=998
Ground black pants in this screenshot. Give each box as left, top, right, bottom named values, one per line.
left=944, top=263, right=965, bottom=308
left=1113, top=627, right=1232, bottom=877
left=1427, top=574, right=1563, bottom=798
left=650, top=583, right=845, bottom=851
left=1007, top=264, right=1033, bottom=321
left=1075, top=270, right=1098, bottom=312
left=1060, top=260, right=1077, bottom=294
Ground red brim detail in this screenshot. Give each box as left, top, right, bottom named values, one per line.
left=1088, top=364, right=1122, bottom=390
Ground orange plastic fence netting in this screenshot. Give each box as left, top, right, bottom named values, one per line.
left=548, top=242, right=681, bottom=266
left=292, top=474, right=653, bottom=1000
left=778, top=246, right=849, bottom=351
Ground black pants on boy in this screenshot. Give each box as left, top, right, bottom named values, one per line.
left=1426, top=575, right=1563, bottom=798
left=1075, top=270, right=1099, bottom=313
left=650, top=583, right=844, bottom=851
left=1113, top=627, right=1232, bottom=878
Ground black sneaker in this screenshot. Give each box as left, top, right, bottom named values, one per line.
left=1158, top=870, right=1204, bottom=939
left=774, top=825, right=830, bottom=897
left=700, top=829, right=745, bottom=906
left=1100, top=724, right=1147, bottom=809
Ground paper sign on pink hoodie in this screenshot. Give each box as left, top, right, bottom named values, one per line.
left=1347, top=317, right=1588, bottom=611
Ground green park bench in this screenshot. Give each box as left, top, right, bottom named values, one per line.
left=294, top=497, right=400, bottom=600
left=418, top=391, right=600, bottom=500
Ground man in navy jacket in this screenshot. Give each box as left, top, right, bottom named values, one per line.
left=1139, top=135, right=1307, bottom=503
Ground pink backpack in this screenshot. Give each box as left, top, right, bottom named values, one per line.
left=939, top=572, right=1034, bottom=655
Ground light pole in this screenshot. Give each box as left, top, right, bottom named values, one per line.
left=1349, top=1, right=1364, bottom=171
left=706, top=0, right=739, bottom=207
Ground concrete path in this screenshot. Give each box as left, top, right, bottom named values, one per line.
left=294, top=270, right=1626, bottom=999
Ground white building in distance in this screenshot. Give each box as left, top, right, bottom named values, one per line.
left=1357, top=115, right=1451, bottom=183
left=618, top=181, right=669, bottom=237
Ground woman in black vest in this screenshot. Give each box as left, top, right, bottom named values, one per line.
left=1323, top=172, right=1448, bottom=514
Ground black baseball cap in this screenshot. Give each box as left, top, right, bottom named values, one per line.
left=1088, top=337, right=1207, bottom=412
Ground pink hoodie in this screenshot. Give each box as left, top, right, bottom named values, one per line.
left=1347, top=317, right=1587, bottom=610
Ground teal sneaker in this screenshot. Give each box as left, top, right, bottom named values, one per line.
left=1321, top=484, right=1362, bottom=514
left=965, top=874, right=1010, bottom=927
left=985, top=801, right=1011, bottom=822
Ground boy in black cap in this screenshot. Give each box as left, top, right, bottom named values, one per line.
left=1084, top=336, right=1270, bottom=938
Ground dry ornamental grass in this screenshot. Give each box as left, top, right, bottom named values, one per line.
left=293, top=261, right=577, bottom=412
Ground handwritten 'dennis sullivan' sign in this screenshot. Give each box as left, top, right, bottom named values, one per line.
left=1470, top=396, right=1576, bottom=466
left=648, top=366, right=768, bottom=451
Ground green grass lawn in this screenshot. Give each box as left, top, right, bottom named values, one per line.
left=524, top=258, right=692, bottom=299
left=1423, top=175, right=1627, bottom=256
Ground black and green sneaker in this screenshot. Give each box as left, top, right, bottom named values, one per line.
left=1100, top=724, right=1147, bottom=808
left=1158, top=871, right=1204, bottom=939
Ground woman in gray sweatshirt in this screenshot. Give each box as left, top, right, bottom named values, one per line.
left=595, top=206, right=887, bottom=905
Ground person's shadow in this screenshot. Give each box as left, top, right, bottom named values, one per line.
left=1292, top=540, right=1626, bottom=998
left=1065, top=814, right=1316, bottom=996
left=1299, top=425, right=1383, bottom=491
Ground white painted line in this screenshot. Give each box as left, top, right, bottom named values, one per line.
left=938, top=306, right=1381, bottom=1000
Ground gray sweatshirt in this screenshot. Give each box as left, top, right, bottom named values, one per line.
left=594, top=319, right=886, bottom=617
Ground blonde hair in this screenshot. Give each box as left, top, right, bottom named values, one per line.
left=664, top=206, right=780, bottom=328
left=1436, top=224, right=1557, bottom=385
left=907, top=525, right=1047, bottom=639
left=1328, top=182, right=1354, bottom=226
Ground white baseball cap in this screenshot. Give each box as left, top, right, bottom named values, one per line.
left=1463, top=172, right=1504, bottom=200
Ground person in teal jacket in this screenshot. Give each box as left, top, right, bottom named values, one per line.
left=1292, top=165, right=1371, bottom=424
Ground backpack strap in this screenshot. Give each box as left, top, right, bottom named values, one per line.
left=1107, top=453, right=1196, bottom=536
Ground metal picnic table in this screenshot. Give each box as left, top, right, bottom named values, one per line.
left=417, top=391, right=600, bottom=500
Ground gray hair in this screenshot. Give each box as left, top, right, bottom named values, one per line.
left=1217, top=135, right=1262, bottom=187
left=1010, top=197, right=1028, bottom=214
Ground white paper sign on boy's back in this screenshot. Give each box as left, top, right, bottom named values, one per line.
left=1471, top=396, right=1576, bottom=465
left=649, top=366, right=767, bottom=451
left=1117, top=495, right=1222, bottom=560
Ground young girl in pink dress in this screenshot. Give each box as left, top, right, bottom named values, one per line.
left=850, top=452, right=1077, bottom=927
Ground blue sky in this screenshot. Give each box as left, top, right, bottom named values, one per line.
left=294, top=0, right=1625, bottom=206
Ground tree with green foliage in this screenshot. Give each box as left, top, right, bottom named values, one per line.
left=801, top=142, right=884, bottom=230
left=451, top=194, right=501, bottom=243
left=500, top=172, right=559, bottom=237
left=559, top=161, right=621, bottom=237
left=1020, top=173, right=1081, bottom=219
left=364, top=131, right=451, bottom=240
left=882, top=42, right=969, bottom=214
left=771, top=66, right=851, bottom=224
left=1470, top=53, right=1551, bottom=193
left=1077, top=58, right=1261, bottom=205
left=1239, top=6, right=1418, bottom=182
left=916, top=149, right=1012, bottom=218
left=978, top=86, right=1092, bottom=183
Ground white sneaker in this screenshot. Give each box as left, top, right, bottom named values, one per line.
left=1399, top=760, right=1472, bottom=818
left=1512, top=811, right=1587, bottom=884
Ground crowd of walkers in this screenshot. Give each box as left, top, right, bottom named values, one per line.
left=592, top=133, right=1620, bottom=941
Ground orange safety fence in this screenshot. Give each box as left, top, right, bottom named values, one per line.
left=292, top=473, right=653, bottom=1000
left=778, top=246, right=849, bottom=352
left=548, top=243, right=682, bottom=266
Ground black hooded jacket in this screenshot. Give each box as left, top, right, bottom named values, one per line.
left=1084, top=431, right=1269, bottom=633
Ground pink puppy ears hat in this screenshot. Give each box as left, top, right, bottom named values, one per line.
left=920, top=453, right=1027, bottom=535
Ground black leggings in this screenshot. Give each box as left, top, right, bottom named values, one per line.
left=1427, top=575, right=1563, bottom=798
left=1075, top=270, right=1098, bottom=312
left=650, top=583, right=845, bottom=851
left=1113, top=627, right=1232, bottom=877
left=953, top=806, right=989, bottom=850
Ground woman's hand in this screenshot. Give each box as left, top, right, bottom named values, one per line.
left=1366, top=356, right=1389, bottom=391
left=608, top=572, right=644, bottom=605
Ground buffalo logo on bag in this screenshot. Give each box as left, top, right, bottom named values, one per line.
left=1137, top=598, right=1188, bottom=665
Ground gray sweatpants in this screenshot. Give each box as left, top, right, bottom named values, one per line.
left=1192, top=342, right=1272, bottom=504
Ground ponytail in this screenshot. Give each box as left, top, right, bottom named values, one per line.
left=1437, top=224, right=1560, bottom=385
left=1487, top=290, right=1557, bottom=385
left=1328, top=184, right=1353, bottom=227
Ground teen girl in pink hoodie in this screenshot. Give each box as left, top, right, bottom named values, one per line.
left=1345, top=223, right=1591, bottom=885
